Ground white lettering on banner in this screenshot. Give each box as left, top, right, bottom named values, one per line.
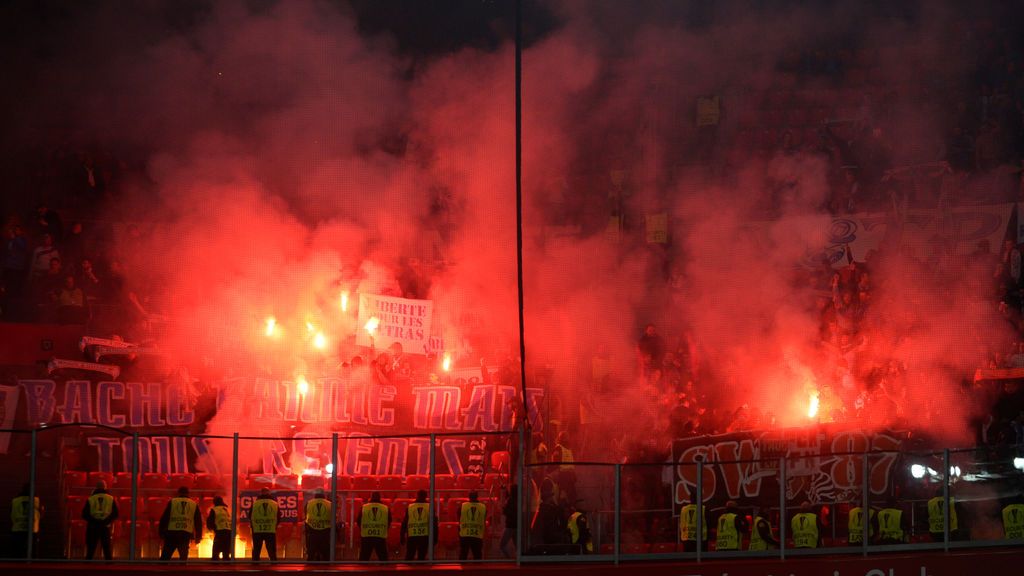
left=356, top=293, right=433, bottom=352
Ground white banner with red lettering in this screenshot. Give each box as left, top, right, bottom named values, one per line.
left=356, top=293, right=433, bottom=354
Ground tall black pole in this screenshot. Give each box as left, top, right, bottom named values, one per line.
left=515, top=0, right=529, bottom=434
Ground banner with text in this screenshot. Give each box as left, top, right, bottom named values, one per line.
left=356, top=294, right=433, bottom=355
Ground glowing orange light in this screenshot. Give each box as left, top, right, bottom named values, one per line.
left=807, top=391, right=820, bottom=419
left=264, top=317, right=277, bottom=337
left=297, top=375, right=309, bottom=396
left=442, top=352, right=451, bottom=372
left=340, top=291, right=349, bottom=312
left=306, top=321, right=315, bottom=333
left=365, top=317, right=380, bottom=335
left=312, top=331, right=327, bottom=350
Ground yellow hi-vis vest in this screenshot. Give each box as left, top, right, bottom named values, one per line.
left=87, top=493, right=115, bottom=521
left=716, top=513, right=740, bottom=550
left=459, top=501, right=486, bottom=538
left=212, top=505, right=231, bottom=531
left=791, top=512, right=818, bottom=548
left=168, top=497, right=197, bottom=533
left=10, top=496, right=40, bottom=533
left=250, top=498, right=279, bottom=534
left=748, top=516, right=773, bottom=550
left=877, top=508, right=904, bottom=541
left=927, top=497, right=958, bottom=533
left=556, top=445, right=574, bottom=471
left=305, top=498, right=332, bottom=531
left=848, top=507, right=875, bottom=544
left=407, top=502, right=430, bottom=537
left=360, top=502, right=388, bottom=538
left=679, top=504, right=707, bottom=541
left=568, top=511, right=593, bottom=552
left=1002, top=503, right=1024, bottom=539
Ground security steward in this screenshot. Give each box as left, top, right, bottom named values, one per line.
left=159, top=486, right=201, bottom=561
left=847, top=504, right=877, bottom=546
left=567, top=501, right=593, bottom=554
left=304, top=489, right=332, bottom=561
left=83, top=480, right=118, bottom=560
left=791, top=501, right=821, bottom=549
left=927, top=488, right=962, bottom=541
left=459, top=490, right=487, bottom=560
left=10, top=484, right=42, bottom=558
left=678, top=499, right=707, bottom=552
left=748, top=510, right=779, bottom=551
left=205, top=496, right=232, bottom=560
left=877, top=500, right=908, bottom=545
left=358, top=491, right=390, bottom=561
left=251, top=487, right=280, bottom=561
left=401, top=489, right=437, bottom=561
left=714, top=500, right=748, bottom=551
left=1001, top=496, right=1024, bottom=540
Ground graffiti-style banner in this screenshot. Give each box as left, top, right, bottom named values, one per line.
left=671, top=427, right=908, bottom=513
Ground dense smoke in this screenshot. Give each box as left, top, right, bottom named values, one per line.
left=4, top=0, right=1018, bottom=461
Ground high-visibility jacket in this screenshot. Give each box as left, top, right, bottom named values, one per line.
left=211, top=505, right=231, bottom=531
left=305, top=498, right=332, bottom=531
left=250, top=498, right=279, bottom=534
left=877, top=508, right=904, bottom=542
left=791, top=512, right=818, bottom=548
left=568, top=511, right=593, bottom=552
left=10, top=496, right=41, bottom=533
left=555, top=445, right=574, bottom=471
left=1002, top=503, right=1024, bottom=539
left=360, top=502, right=388, bottom=538
left=168, top=497, right=198, bottom=534
left=848, top=507, right=875, bottom=544
left=679, top=504, right=707, bottom=541
left=748, top=516, right=773, bottom=550
left=406, top=502, right=431, bottom=537
left=716, top=513, right=740, bottom=550
left=459, top=501, right=486, bottom=538
left=927, top=497, right=958, bottom=533
left=87, top=493, right=115, bottom=521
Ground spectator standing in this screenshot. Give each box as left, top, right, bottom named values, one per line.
left=714, top=500, right=748, bottom=551
left=748, top=510, right=779, bottom=551
left=498, top=485, right=517, bottom=558
left=29, top=233, right=59, bottom=280
left=357, top=492, right=389, bottom=561
left=35, top=205, right=62, bottom=244
left=158, top=486, right=201, bottom=561
left=303, top=489, right=332, bottom=561
left=2, top=224, right=29, bottom=298
left=458, top=491, right=486, bottom=560
left=877, top=499, right=909, bottom=544
left=205, top=496, right=232, bottom=560
left=791, top=502, right=822, bottom=549
left=9, top=484, right=42, bottom=558
left=678, top=499, right=707, bottom=552
left=57, top=275, right=86, bottom=324
left=401, top=489, right=436, bottom=561
left=638, top=323, right=666, bottom=378
left=82, top=480, right=118, bottom=560
left=250, top=488, right=280, bottom=561
left=847, top=503, right=877, bottom=546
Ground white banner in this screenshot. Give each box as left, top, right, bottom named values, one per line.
left=356, top=293, right=434, bottom=355
left=0, top=385, right=19, bottom=454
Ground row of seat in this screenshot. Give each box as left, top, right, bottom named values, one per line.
left=66, top=471, right=506, bottom=493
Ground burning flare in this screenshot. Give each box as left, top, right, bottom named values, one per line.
left=312, top=331, right=327, bottom=350
left=340, top=291, right=349, bottom=312
left=364, top=316, right=380, bottom=335
left=442, top=352, right=451, bottom=372
left=296, top=374, right=309, bottom=396
left=807, top=390, right=820, bottom=419
left=264, top=317, right=277, bottom=337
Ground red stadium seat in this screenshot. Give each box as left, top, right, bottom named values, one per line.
left=352, top=475, right=377, bottom=491
left=64, top=471, right=88, bottom=489
left=145, top=497, right=166, bottom=521
left=490, top=451, right=510, bottom=472
left=650, top=542, right=676, bottom=554
left=168, top=473, right=194, bottom=489
left=273, top=474, right=298, bottom=490
left=68, top=495, right=87, bottom=520
left=140, top=472, right=169, bottom=491
left=88, top=471, right=114, bottom=489
left=378, top=475, right=404, bottom=492
left=193, top=473, right=219, bottom=490
left=433, top=474, right=456, bottom=491
left=622, top=542, right=649, bottom=554
left=438, top=522, right=460, bottom=550
left=405, top=475, right=429, bottom=491
left=600, top=543, right=614, bottom=555
left=391, top=498, right=413, bottom=521
left=445, top=498, right=467, bottom=521
left=299, top=474, right=325, bottom=491
left=387, top=522, right=402, bottom=550
left=456, top=474, right=482, bottom=490
left=483, top=473, right=504, bottom=492
left=248, top=474, right=274, bottom=490
left=113, top=472, right=134, bottom=492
